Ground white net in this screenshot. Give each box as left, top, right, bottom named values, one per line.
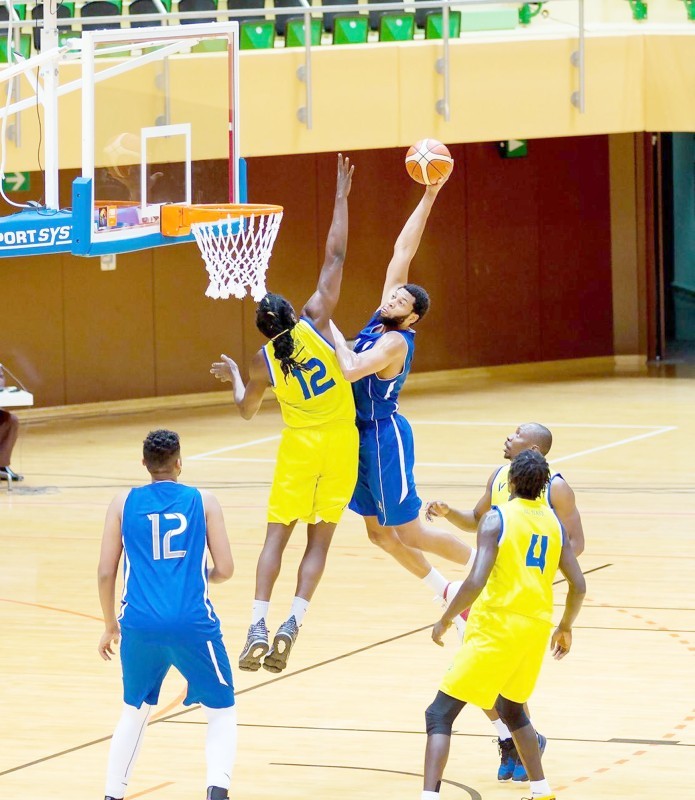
left=191, top=210, right=283, bottom=301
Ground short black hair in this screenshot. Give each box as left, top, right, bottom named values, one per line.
left=256, top=292, right=307, bottom=379
left=143, top=429, right=180, bottom=471
left=403, top=283, right=430, bottom=322
left=521, top=423, right=553, bottom=456
left=508, top=449, right=550, bottom=501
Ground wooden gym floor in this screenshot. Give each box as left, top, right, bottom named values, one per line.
left=1, top=358, right=693, bottom=800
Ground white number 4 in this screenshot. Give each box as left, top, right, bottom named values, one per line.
left=148, top=513, right=188, bottom=560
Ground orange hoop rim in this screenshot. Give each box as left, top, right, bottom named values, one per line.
left=161, top=203, right=283, bottom=237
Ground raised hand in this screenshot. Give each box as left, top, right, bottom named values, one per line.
left=424, top=500, right=450, bottom=522
left=336, top=153, right=354, bottom=198
left=210, top=354, right=239, bottom=384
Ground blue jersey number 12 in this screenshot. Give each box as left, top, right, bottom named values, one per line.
left=148, top=512, right=188, bottom=560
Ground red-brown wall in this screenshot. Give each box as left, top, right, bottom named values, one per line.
left=1, top=135, right=614, bottom=407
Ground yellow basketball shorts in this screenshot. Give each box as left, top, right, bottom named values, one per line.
left=439, top=607, right=552, bottom=709
left=267, top=422, right=359, bottom=526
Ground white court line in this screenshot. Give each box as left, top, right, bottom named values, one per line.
left=551, top=427, right=676, bottom=464
left=411, top=421, right=672, bottom=430
left=199, top=457, right=277, bottom=463
left=189, top=434, right=281, bottom=461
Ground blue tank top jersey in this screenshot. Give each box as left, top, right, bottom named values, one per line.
left=118, top=481, right=221, bottom=639
left=352, top=310, right=416, bottom=422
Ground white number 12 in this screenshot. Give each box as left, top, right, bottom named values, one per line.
left=148, top=513, right=188, bottom=560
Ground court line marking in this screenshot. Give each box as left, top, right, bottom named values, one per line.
left=188, top=434, right=281, bottom=461
left=189, top=424, right=677, bottom=467
left=411, top=421, right=675, bottom=430
left=128, top=782, right=174, bottom=798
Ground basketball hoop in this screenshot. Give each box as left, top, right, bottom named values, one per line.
left=161, top=203, right=283, bottom=301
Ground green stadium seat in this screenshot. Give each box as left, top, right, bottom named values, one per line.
left=178, top=0, right=216, bottom=25
left=285, top=17, right=322, bottom=47
left=378, top=12, right=414, bottom=42
left=80, top=0, right=123, bottom=33
left=332, top=14, right=368, bottom=45
left=129, top=0, right=172, bottom=28
left=424, top=10, right=461, bottom=39
left=0, top=4, right=27, bottom=21
left=0, top=33, right=31, bottom=61
left=323, top=0, right=357, bottom=33
left=240, top=19, right=275, bottom=49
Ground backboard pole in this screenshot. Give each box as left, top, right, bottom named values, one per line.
left=41, top=3, right=60, bottom=209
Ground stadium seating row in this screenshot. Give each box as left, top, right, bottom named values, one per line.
left=0, top=1, right=471, bottom=59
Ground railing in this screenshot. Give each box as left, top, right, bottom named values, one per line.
left=0, top=0, right=587, bottom=128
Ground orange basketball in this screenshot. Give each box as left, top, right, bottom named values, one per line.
left=405, top=139, right=454, bottom=185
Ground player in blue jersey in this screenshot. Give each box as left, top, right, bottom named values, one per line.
left=97, top=430, right=236, bottom=800
left=329, top=177, right=474, bottom=611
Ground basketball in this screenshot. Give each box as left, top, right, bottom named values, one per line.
left=405, top=139, right=454, bottom=185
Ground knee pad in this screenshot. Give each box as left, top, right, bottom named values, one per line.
left=425, top=691, right=465, bottom=736
left=495, top=697, right=530, bottom=732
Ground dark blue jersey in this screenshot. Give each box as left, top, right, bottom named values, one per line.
left=118, top=481, right=220, bottom=638
left=352, top=311, right=416, bottom=422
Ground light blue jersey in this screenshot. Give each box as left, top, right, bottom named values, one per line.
left=119, top=481, right=220, bottom=639
left=352, top=310, right=416, bottom=422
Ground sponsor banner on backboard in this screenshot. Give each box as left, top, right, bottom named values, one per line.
left=0, top=211, right=73, bottom=256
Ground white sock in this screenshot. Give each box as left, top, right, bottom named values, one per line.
left=104, top=702, right=152, bottom=798
left=492, top=718, right=512, bottom=740
left=422, top=567, right=449, bottom=599
left=290, top=596, right=310, bottom=626
left=530, top=778, right=552, bottom=797
left=202, top=705, right=237, bottom=790
left=252, top=600, right=269, bottom=625
left=421, top=792, right=440, bottom=800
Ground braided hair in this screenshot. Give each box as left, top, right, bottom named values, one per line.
left=143, top=429, right=180, bottom=471
left=256, top=292, right=308, bottom=379
left=508, top=449, right=550, bottom=501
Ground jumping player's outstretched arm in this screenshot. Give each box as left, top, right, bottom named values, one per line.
left=329, top=320, right=407, bottom=382
left=550, top=538, right=586, bottom=659
left=301, top=154, right=354, bottom=333
left=97, top=490, right=128, bottom=661
left=210, top=350, right=270, bottom=420
left=380, top=178, right=448, bottom=307
left=431, top=508, right=500, bottom=645
left=424, top=470, right=496, bottom=531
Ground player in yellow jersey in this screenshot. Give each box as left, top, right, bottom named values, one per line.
left=425, top=422, right=585, bottom=781
left=210, top=155, right=358, bottom=673
left=420, top=450, right=586, bottom=800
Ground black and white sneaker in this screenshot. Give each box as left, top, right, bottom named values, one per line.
left=263, top=615, right=299, bottom=673
left=0, top=466, right=23, bottom=481
left=238, top=618, right=270, bottom=671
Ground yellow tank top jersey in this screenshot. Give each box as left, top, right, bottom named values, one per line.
left=490, top=462, right=560, bottom=508
left=472, top=498, right=564, bottom=624
left=263, top=317, right=356, bottom=429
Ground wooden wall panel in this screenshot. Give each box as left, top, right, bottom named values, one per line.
left=3, top=136, right=617, bottom=407
left=61, top=252, right=156, bottom=403
left=464, top=142, right=541, bottom=367
left=152, top=242, right=245, bottom=397
left=537, top=136, right=614, bottom=359
left=0, top=257, right=65, bottom=407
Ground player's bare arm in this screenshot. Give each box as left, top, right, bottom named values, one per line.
left=551, top=538, right=586, bottom=660
left=202, top=490, right=234, bottom=584
left=329, top=320, right=407, bottom=382
left=432, top=510, right=499, bottom=645
left=301, top=154, right=354, bottom=334
left=210, top=350, right=269, bottom=420
left=549, top=478, right=585, bottom=557
left=97, top=490, right=127, bottom=661
left=424, top=470, right=495, bottom=531
left=380, top=178, right=448, bottom=305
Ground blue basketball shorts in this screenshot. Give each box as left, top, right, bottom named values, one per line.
left=349, top=413, right=422, bottom=527
left=120, top=629, right=235, bottom=709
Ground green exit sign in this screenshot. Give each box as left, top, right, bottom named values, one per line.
left=498, top=140, right=528, bottom=159
left=2, top=172, right=30, bottom=192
